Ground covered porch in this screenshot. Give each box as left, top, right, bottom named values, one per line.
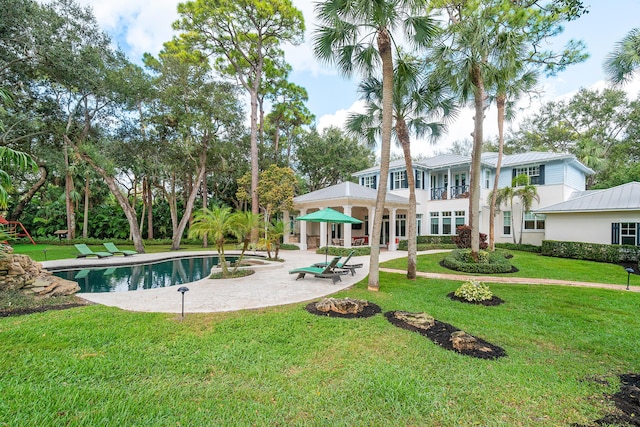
left=284, top=181, right=411, bottom=251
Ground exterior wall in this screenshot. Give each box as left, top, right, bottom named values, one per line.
left=544, top=211, right=640, bottom=244
left=565, top=163, right=587, bottom=191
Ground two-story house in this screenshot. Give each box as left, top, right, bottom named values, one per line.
left=285, top=152, right=594, bottom=250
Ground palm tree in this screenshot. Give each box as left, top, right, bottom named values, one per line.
left=513, top=176, right=540, bottom=245
left=313, top=0, right=436, bottom=291
left=346, top=51, right=456, bottom=279
left=267, top=219, right=285, bottom=260
left=188, top=206, right=235, bottom=277
left=491, top=185, right=516, bottom=244
left=229, top=210, right=262, bottom=273
left=604, top=28, right=640, bottom=85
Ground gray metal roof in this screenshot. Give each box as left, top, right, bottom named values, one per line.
left=293, top=181, right=410, bottom=205
left=536, top=182, right=640, bottom=213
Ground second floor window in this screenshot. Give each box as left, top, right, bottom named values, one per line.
left=362, top=175, right=377, bottom=189
left=391, top=171, right=407, bottom=189
left=514, top=165, right=545, bottom=185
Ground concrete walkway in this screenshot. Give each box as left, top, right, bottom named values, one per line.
left=41, top=249, right=638, bottom=314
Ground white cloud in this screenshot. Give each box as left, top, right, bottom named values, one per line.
left=316, top=100, right=367, bottom=132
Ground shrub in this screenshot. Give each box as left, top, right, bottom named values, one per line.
left=542, top=240, right=640, bottom=263
left=279, top=243, right=300, bottom=251
left=454, top=280, right=493, bottom=302
left=452, top=226, right=488, bottom=250
left=495, top=243, right=541, bottom=253
left=398, top=236, right=456, bottom=250
left=442, top=249, right=513, bottom=274
left=316, top=246, right=370, bottom=256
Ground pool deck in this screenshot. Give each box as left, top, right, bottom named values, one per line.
left=41, top=249, right=638, bottom=314
left=41, top=249, right=411, bottom=314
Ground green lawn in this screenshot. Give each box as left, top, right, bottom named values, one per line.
left=381, top=250, right=639, bottom=287
left=10, top=242, right=220, bottom=262
left=1, top=271, right=638, bottom=425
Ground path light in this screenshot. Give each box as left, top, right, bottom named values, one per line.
left=42, top=249, right=47, bottom=261
left=177, top=286, right=189, bottom=319
left=624, top=267, right=634, bottom=291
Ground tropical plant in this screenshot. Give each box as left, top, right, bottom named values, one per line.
left=188, top=206, right=235, bottom=277
left=313, top=0, right=436, bottom=291
left=604, top=28, right=640, bottom=85
left=454, top=280, right=493, bottom=302
left=347, top=50, right=456, bottom=279
left=266, top=219, right=285, bottom=260
left=229, top=210, right=262, bottom=273
left=493, top=174, right=539, bottom=245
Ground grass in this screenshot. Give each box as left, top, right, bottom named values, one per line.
left=10, top=242, right=226, bottom=262
left=1, top=272, right=639, bottom=425
left=381, top=250, right=640, bottom=286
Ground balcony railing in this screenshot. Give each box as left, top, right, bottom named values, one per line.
left=450, top=184, right=470, bottom=199
left=430, top=187, right=447, bottom=200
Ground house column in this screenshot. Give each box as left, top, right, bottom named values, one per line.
left=447, top=168, right=452, bottom=199
left=344, top=205, right=352, bottom=248
left=299, top=208, right=307, bottom=250
left=389, top=207, right=397, bottom=251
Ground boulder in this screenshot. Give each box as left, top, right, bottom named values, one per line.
left=315, top=297, right=369, bottom=314
left=0, top=253, right=79, bottom=297
left=394, top=311, right=435, bottom=331
left=450, top=330, right=492, bottom=353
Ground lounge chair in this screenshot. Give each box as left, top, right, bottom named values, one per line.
left=74, top=243, right=113, bottom=259
left=289, top=256, right=347, bottom=285
left=103, top=242, right=137, bottom=256
left=313, top=250, right=363, bottom=276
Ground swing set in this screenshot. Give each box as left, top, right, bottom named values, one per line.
left=0, top=217, right=35, bottom=245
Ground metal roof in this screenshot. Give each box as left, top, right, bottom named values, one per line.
left=293, top=181, right=410, bottom=205
left=536, top=182, right=640, bottom=213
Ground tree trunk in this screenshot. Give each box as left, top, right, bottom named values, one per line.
left=489, top=94, right=506, bottom=251
left=368, top=27, right=393, bottom=291
left=397, top=119, right=416, bottom=280
left=146, top=177, right=154, bottom=240
left=74, top=146, right=145, bottom=253
left=8, top=165, right=47, bottom=221
left=469, top=62, right=485, bottom=261
left=171, top=148, right=208, bottom=251
left=63, top=142, right=75, bottom=240
left=82, top=177, right=89, bottom=239
left=250, top=86, right=260, bottom=243
left=202, top=171, right=208, bottom=248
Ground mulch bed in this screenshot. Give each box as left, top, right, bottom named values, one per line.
left=384, top=311, right=507, bottom=360
left=438, top=260, right=519, bottom=274
left=575, top=373, right=640, bottom=427
left=0, top=300, right=91, bottom=317
left=305, top=301, right=381, bottom=319
left=447, top=292, right=505, bottom=306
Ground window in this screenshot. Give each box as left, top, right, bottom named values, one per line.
left=430, top=212, right=439, bottom=235
left=442, top=211, right=452, bottom=235
left=484, top=170, right=491, bottom=189
left=443, top=174, right=448, bottom=189
left=430, top=174, right=437, bottom=189
left=524, top=212, right=545, bottom=230
left=621, top=223, right=637, bottom=245
left=416, top=214, right=423, bottom=236
left=454, top=173, right=466, bottom=187
left=455, top=211, right=465, bottom=231
left=396, top=214, right=407, bottom=237
left=391, top=171, right=407, bottom=189
left=415, top=170, right=422, bottom=189
left=503, top=211, right=511, bottom=235
left=514, top=165, right=545, bottom=185
left=289, top=215, right=296, bottom=235
left=362, top=175, right=376, bottom=189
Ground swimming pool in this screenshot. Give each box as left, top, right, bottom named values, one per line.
left=51, top=255, right=234, bottom=293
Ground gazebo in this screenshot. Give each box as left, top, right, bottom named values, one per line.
left=284, top=181, right=411, bottom=251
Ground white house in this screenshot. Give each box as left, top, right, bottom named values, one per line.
left=286, top=151, right=596, bottom=250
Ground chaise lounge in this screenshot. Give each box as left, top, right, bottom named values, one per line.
left=312, top=250, right=363, bottom=276
left=289, top=256, right=347, bottom=285
left=74, top=243, right=113, bottom=259
left=103, top=242, right=137, bottom=256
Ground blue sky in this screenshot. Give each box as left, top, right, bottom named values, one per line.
left=78, top=0, right=640, bottom=155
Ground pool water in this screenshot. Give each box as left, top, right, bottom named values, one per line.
left=52, top=256, right=233, bottom=293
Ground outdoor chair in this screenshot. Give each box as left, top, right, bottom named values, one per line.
left=288, top=256, right=348, bottom=284
left=312, top=250, right=363, bottom=276
left=103, top=242, right=137, bottom=256
left=74, top=243, right=113, bottom=259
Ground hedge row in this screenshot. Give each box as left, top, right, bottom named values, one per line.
left=495, top=243, right=541, bottom=253
left=398, top=235, right=455, bottom=250
left=442, top=249, right=513, bottom=274
left=316, top=246, right=371, bottom=256
left=541, top=240, right=640, bottom=263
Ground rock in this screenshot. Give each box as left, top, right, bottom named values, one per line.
left=315, top=297, right=369, bottom=314
left=450, top=330, right=484, bottom=351
left=394, top=311, right=435, bottom=330
left=0, top=253, right=79, bottom=297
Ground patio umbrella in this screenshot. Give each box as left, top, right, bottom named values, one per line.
left=297, top=208, right=362, bottom=263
